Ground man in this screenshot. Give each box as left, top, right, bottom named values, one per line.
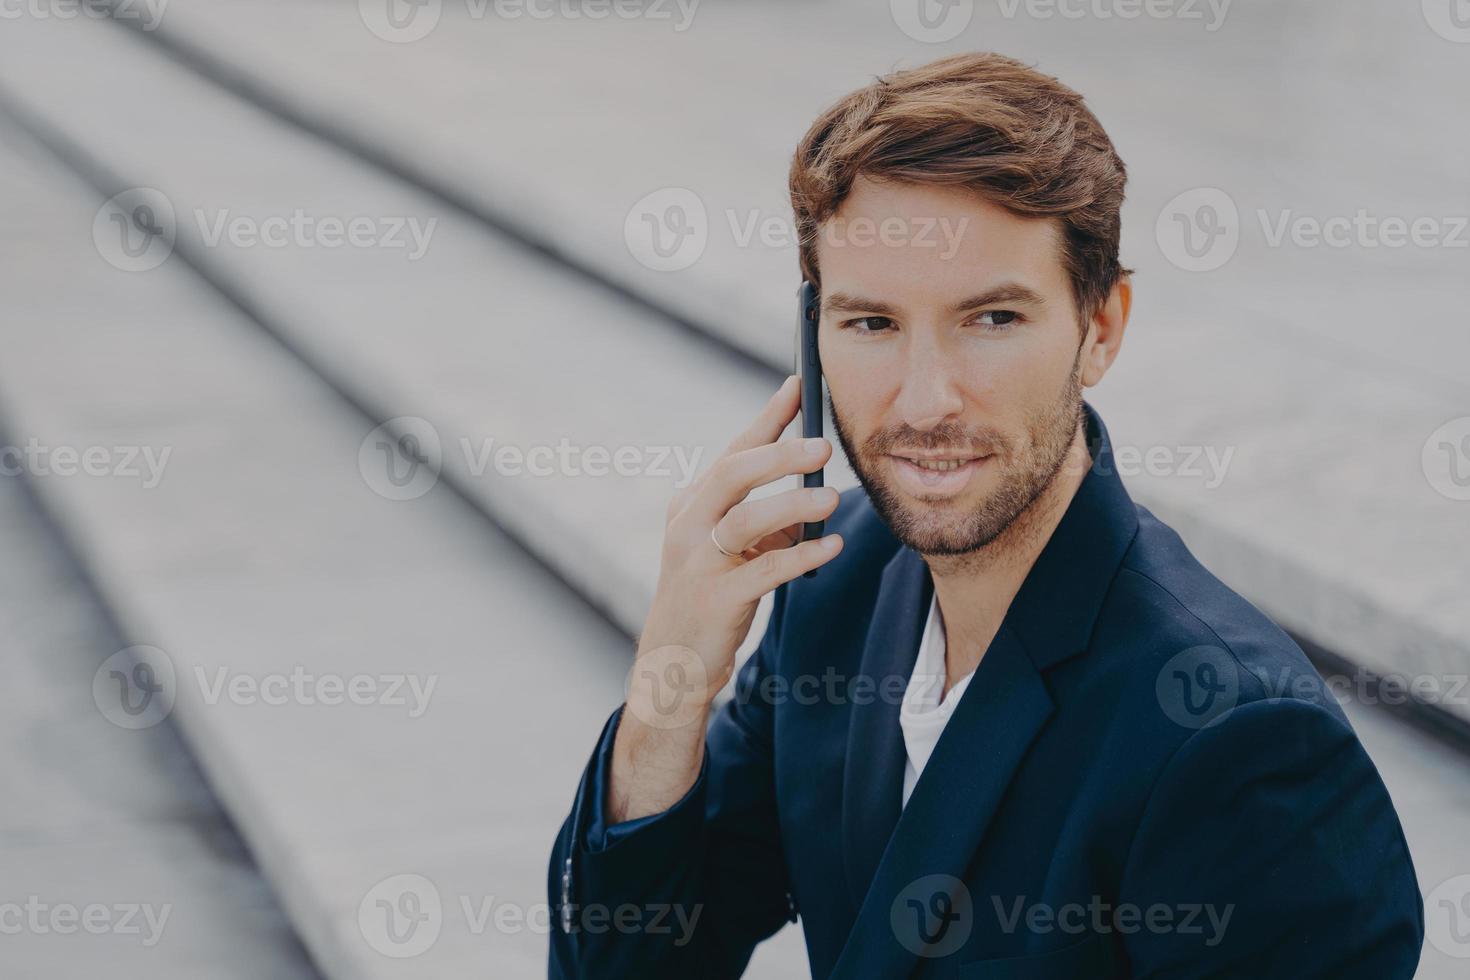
left=548, top=53, right=1423, bottom=978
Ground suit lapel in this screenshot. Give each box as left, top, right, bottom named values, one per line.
left=840, top=544, right=932, bottom=911
left=827, top=403, right=1140, bottom=978
left=829, top=623, right=1053, bottom=980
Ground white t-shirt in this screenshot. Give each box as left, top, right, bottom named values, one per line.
left=899, top=595, right=977, bottom=808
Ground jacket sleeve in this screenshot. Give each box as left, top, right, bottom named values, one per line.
left=1118, top=697, right=1424, bottom=978
left=547, top=584, right=796, bottom=979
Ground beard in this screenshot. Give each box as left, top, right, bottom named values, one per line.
left=831, top=363, right=1083, bottom=558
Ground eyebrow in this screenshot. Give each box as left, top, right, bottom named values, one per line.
left=822, top=282, right=1047, bottom=318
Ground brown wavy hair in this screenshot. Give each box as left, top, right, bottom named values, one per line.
left=788, top=53, right=1132, bottom=327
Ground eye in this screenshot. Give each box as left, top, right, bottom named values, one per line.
left=973, top=310, right=1022, bottom=331
left=842, top=316, right=896, bottom=334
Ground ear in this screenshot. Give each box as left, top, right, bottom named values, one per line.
left=1079, top=276, right=1131, bottom=388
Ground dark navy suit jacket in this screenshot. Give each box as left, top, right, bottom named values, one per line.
left=548, top=405, right=1423, bottom=978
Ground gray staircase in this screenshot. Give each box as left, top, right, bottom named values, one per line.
left=2, top=4, right=1467, bottom=977
left=0, top=457, right=318, bottom=977
left=88, top=0, right=1470, bottom=730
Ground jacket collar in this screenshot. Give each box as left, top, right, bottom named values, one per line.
left=1005, top=402, right=1141, bottom=670
left=834, top=403, right=1140, bottom=976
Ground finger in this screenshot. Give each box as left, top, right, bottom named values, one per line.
left=722, top=375, right=801, bottom=458
left=714, top=486, right=839, bottom=555
left=745, top=522, right=802, bottom=557
left=675, top=376, right=800, bottom=518
left=726, top=534, right=844, bottom=601
left=690, top=436, right=831, bottom=526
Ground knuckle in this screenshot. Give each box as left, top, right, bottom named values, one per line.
left=724, top=504, right=751, bottom=542
left=708, top=454, right=735, bottom=485
left=663, top=513, right=694, bottom=556
left=752, top=549, right=784, bottom=580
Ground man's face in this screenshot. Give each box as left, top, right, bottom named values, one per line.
left=816, top=176, right=1088, bottom=557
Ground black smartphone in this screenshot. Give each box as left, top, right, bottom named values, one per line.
left=796, top=280, right=825, bottom=546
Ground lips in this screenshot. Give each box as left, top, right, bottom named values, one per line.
left=898, top=456, right=980, bottom=472
left=886, top=453, right=991, bottom=496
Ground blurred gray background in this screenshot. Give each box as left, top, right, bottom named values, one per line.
left=1, top=0, right=1467, bottom=975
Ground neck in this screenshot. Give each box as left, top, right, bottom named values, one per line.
left=924, top=421, right=1091, bottom=692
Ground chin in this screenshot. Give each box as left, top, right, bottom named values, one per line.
left=885, top=498, right=993, bottom=555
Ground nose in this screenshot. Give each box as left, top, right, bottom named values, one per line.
left=893, top=334, right=964, bottom=433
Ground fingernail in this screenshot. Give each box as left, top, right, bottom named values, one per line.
left=804, top=438, right=828, bottom=455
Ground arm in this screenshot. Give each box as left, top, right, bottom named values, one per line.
left=547, top=377, right=843, bottom=978
left=1119, top=698, right=1424, bottom=978
left=548, top=586, right=798, bottom=979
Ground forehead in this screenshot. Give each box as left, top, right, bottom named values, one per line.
left=814, top=176, right=1067, bottom=303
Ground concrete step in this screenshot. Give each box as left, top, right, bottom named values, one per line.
left=0, top=105, right=782, bottom=979
left=0, top=468, right=318, bottom=978
left=0, top=18, right=812, bottom=976
left=0, top=12, right=858, bottom=645
left=99, top=0, right=1470, bottom=728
